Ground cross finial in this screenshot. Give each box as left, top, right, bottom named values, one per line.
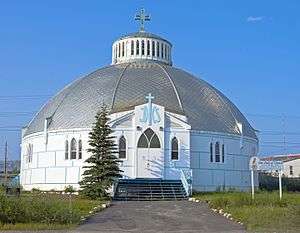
left=146, top=93, right=154, bottom=103
left=135, top=8, right=150, bottom=32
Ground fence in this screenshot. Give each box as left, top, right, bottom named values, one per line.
left=259, top=173, right=300, bottom=192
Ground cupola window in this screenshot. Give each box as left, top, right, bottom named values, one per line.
left=141, top=40, right=145, bottom=55
left=131, top=40, right=134, bottom=55
left=152, top=41, right=155, bottom=56
left=165, top=46, right=168, bottom=60
left=147, top=40, right=150, bottom=55
left=136, top=40, right=140, bottom=55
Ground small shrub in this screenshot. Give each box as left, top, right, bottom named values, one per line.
left=64, top=185, right=76, bottom=194
left=31, top=188, right=41, bottom=194
left=0, top=194, right=82, bottom=225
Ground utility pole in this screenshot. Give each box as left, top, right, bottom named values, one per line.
left=282, top=114, right=286, bottom=155
left=4, top=141, right=8, bottom=186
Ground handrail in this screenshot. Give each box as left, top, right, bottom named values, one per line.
left=180, top=169, right=192, bottom=196
left=112, top=179, right=119, bottom=197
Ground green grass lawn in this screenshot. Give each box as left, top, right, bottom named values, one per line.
left=0, top=192, right=108, bottom=230
left=193, top=191, right=300, bottom=232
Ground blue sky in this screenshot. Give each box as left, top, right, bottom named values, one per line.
left=0, top=0, right=300, bottom=160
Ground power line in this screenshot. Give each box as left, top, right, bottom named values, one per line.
left=0, top=129, right=21, bottom=132
left=246, top=113, right=300, bottom=119
left=261, top=141, right=300, bottom=145
left=0, top=95, right=51, bottom=99
left=0, top=111, right=36, bottom=117
left=0, top=126, right=23, bottom=129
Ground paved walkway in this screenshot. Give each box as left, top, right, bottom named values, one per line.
left=75, top=201, right=245, bottom=233
left=5, top=201, right=245, bottom=233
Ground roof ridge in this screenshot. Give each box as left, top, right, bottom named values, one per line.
left=155, top=63, right=185, bottom=115
left=110, top=63, right=131, bottom=112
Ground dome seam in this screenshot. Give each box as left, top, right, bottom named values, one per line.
left=110, top=63, right=131, bottom=112
left=209, top=86, right=241, bottom=135
left=155, top=63, right=185, bottom=115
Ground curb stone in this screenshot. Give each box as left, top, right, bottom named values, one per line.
left=191, top=198, right=244, bottom=226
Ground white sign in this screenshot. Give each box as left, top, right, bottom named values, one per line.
left=258, top=160, right=283, bottom=172
left=249, top=157, right=283, bottom=172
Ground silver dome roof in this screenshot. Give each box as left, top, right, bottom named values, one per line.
left=24, top=61, right=257, bottom=139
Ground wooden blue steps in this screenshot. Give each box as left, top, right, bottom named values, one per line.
left=113, top=178, right=187, bottom=201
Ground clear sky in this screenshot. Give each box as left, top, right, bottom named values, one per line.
left=0, top=0, right=300, bottom=160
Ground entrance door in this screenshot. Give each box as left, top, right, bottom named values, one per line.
left=137, top=128, right=163, bottom=178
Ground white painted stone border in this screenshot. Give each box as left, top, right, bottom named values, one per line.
left=80, top=201, right=112, bottom=223
left=188, top=198, right=244, bottom=226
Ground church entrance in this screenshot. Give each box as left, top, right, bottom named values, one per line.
left=137, top=128, right=163, bottom=178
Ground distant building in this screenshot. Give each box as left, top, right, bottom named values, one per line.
left=261, top=154, right=300, bottom=178
left=0, top=160, right=20, bottom=173
left=0, top=160, right=20, bottom=186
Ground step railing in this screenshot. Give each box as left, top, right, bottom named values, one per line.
left=112, top=179, right=119, bottom=197
left=180, top=169, right=193, bottom=196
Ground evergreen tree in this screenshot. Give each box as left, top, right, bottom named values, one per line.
left=79, top=105, right=122, bottom=199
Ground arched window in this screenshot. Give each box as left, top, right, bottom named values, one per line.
left=122, top=42, right=125, bottom=57
left=152, top=41, right=155, bottom=56
left=71, top=138, right=77, bottom=159
left=222, top=144, right=225, bottom=163
left=65, top=140, right=69, bottom=160
left=141, top=40, right=145, bottom=55
left=156, top=41, right=160, bottom=58
left=210, top=142, right=213, bottom=162
left=137, top=128, right=161, bottom=148
left=131, top=40, right=134, bottom=55
left=215, top=142, right=220, bottom=162
left=171, top=137, right=179, bottom=160
left=118, top=43, right=120, bottom=58
left=147, top=40, right=150, bottom=55
left=26, top=144, right=33, bottom=163
left=119, top=136, right=126, bottom=159
left=161, top=43, right=164, bottom=58
left=78, top=140, right=82, bottom=159
left=136, top=40, right=140, bottom=55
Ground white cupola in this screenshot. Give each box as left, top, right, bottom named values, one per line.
left=111, top=9, right=172, bottom=66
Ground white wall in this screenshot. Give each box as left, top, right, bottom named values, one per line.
left=190, top=131, right=258, bottom=191
left=21, top=104, right=258, bottom=192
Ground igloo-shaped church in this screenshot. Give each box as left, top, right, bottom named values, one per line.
left=20, top=9, right=258, bottom=196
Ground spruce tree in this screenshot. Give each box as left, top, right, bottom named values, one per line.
left=79, top=105, right=122, bottom=199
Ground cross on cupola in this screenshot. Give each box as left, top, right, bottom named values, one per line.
left=135, top=8, right=150, bottom=32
